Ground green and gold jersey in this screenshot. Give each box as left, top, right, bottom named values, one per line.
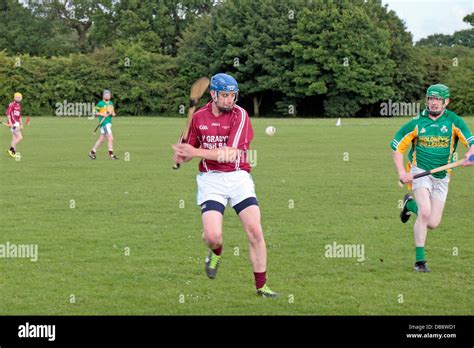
left=390, top=109, right=474, bottom=178
left=96, top=100, right=114, bottom=126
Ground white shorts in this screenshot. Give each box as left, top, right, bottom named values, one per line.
left=11, top=122, right=20, bottom=134
left=100, top=123, right=112, bottom=135
left=196, top=170, right=257, bottom=207
left=411, top=165, right=449, bottom=202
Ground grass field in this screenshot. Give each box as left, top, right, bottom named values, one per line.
left=0, top=116, right=473, bottom=315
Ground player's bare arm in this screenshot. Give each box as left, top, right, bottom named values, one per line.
left=172, top=151, right=192, bottom=165
left=392, top=151, right=413, bottom=183
left=172, top=143, right=240, bottom=162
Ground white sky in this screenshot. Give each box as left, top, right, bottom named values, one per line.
left=382, top=0, right=473, bottom=42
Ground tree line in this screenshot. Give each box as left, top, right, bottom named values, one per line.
left=0, top=0, right=472, bottom=117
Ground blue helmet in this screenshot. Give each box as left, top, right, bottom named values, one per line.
left=209, top=73, right=239, bottom=111
left=210, top=73, right=239, bottom=93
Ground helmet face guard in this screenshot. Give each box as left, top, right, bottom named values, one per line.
left=210, top=73, right=239, bottom=112
left=425, top=84, right=449, bottom=116
left=212, top=91, right=239, bottom=112
left=425, top=97, right=447, bottom=116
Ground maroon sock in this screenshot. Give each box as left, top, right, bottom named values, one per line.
left=212, top=246, right=222, bottom=256
left=91, top=150, right=96, bottom=155
left=254, top=271, right=266, bottom=289
left=108, top=150, right=113, bottom=156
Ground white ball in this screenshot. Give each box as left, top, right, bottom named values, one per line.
left=265, top=126, right=276, bottom=136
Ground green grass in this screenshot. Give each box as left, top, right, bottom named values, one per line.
left=0, top=116, right=473, bottom=315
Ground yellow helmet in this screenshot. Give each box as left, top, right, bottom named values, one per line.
left=14, top=92, right=22, bottom=99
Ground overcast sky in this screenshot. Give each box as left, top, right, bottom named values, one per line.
left=382, top=0, right=473, bottom=42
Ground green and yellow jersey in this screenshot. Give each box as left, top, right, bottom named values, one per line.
left=390, top=109, right=474, bottom=178
left=96, top=100, right=114, bottom=127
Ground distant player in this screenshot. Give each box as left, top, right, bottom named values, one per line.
left=172, top=73, right=278, bottom=297
left=391, top=84, right=474, bottom=272
left=89, top=89, right=118, bottom=160
left=5, top=92, right=24, bottom=158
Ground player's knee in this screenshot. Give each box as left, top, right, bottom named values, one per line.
left=418, top=209, right=431, bottom=223
left=246, top=224, right=264, bottom=244
left=427, top=219, right=441, bottom=230
left=203, top=232, right=221, bottom=248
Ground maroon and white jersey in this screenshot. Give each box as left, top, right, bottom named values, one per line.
left=186, top=101, right=254, bottom=173
left=6, top=101, right=21, bottom=124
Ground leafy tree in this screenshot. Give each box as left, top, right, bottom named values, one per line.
left=285, top=1, right=396, bottom=116
left=464, top=13, right=474, bottom=26
left=178, top=0, right=300, bottom=116
left=91, top=0, right=215, bottom=55
left=417, top=30, right=474, bottom=48
left=113, top=41, right=179, bottom=115
left=25, top=0, right=116, bottom=52
left=0, top=0, right=77, bottom=56
left=417, top=12, right=474, bottom=48
left=415, top=45, right=474, bottom=115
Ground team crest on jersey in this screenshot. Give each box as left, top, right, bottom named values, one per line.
left=441, top=125, right=448, bottom=133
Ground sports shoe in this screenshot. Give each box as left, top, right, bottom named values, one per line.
left=205, top=251, right=221, bottom=279
left=414, top=260, right=430, bottom=273
left=88, top=152, right=96, bottom=160
left=110, top=154, right=119, bottom=160
left=8, top=149, right=16, bottom=158
left=256, top=284, right=279, bottom=298
left=400, top=194, right=413, bottom=223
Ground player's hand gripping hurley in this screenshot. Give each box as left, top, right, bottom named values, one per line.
left=93, top=108, right=114, bottom=134
left=2, top=116, right=30, bottom=129
left=398, top=154, right=474, bottom=187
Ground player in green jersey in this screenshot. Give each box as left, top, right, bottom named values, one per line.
left=89, top=89, right=118, bottom=160
left=390, top=84, right=474, bottom=272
